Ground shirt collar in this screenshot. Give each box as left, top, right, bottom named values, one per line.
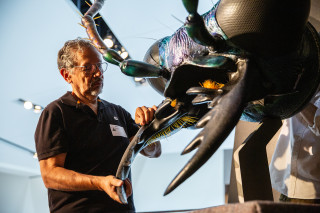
left=60, top=91, right=107, bottom=109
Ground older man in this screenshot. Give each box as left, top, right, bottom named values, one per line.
left=35, top=38, right=161, bottom=213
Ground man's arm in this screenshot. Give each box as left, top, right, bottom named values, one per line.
left=39, top=153, right=132, bottom=204
left=135, top=105, right=162, bottom=158
left=300, top=103, right=317, bottom=126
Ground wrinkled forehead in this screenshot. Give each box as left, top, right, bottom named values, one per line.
left=73, top=45, right=102, bottom=65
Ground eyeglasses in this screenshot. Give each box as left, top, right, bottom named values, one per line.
left=72, top=62, right=108, bottom=76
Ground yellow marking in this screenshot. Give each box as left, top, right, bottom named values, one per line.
left=75, top=9, right=83, bottom=17
left=146, top=116, right=198, bottom=144
left=171, top=99, right=177, bottom=107
left=200, top=80, right=224, bottom=89
left=78, top=23, right=87, bottom=29
left=85, top=1, right=92, bottom=6
left=94, top=16, right=102, bottom=20
left=95, top=24, right=100, bottom=27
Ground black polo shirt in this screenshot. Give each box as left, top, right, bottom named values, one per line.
left=35, top=92, right=139, bottom=213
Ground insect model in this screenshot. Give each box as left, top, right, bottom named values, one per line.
left=80, top=0, right=320, bottom=203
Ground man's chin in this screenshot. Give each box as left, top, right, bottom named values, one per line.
left=90, top=88, right=102, bottom=96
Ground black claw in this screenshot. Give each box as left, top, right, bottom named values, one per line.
left=192, top=94, right=214, bottom=105
left=196, top=110, right=214, bottom=128
left=165, top=101, right=246, bottom=196
left=117, top=185, right=128, bottom=204
left=181, top=134, right=203, bottom=155
left=186, top=87, right=222, bottom=95
left=115, top=127, right=147, bottom=203
left=164, top=59, right=257, bottom=195
left=187, top=87, right=223, bottom=105
left=207, top=95, right=222, bottom=108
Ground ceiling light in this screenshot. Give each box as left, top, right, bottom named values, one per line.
left=18, top=98, right=44, bottom=113
left=24, top=101, right=33, bottom=110
left=121, top=51, right=129, bottom=59
left=134, top=77, right=146, bottom=85
left=134, top=77, right=144, bottom=82
left=103, top=38, right=114, bottom=48
left=33, top=153, right=38, bottom=159
left=34, top=105, right=42, bottom=113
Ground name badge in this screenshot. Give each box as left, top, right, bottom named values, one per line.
left=110, top=124, right=127, bottom=138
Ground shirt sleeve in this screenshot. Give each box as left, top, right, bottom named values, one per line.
left=120, top=107, right=139, bottom=139
left=34, top=106, right=68, bottom=160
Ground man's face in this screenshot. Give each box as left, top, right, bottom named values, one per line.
left=70, top=46, right=104, bottom=98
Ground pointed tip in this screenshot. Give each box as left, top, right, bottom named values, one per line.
left=163, top=183, right=175, bottom=196
left=94, top=16, right=102, bottom=20
left=181, top=148, right=190, bottom=155
left=116, top=185, right=128, bottom=204
left=196, top=112, right=213, bottom=128
left=181, top=136, right=202, bottom=155
left=85, top=0, right=92, bottom=7
left=163, top=161, right=196, bottom=196
left=78, top=23, right=87, bottom=29
left=163, top=190, right=169, bottom=196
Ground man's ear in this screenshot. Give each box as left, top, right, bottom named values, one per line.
left=60, top=68, right=72, bottom=84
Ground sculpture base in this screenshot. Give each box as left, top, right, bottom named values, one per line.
left=191, top=201, right=320, bottom=213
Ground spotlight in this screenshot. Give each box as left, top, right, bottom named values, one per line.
left=18, top=99, right=44, bottom=113
left=121, top=51, right=128, bottom=59
left=134, top=77, right=144, bottom=82
left=103, top=37, right=114, bottom=48
left=33, top=153, right=38, bottom=159
left=24, top=101, right=33, bottom=110
left=34, top=105, right=42, bottom=113
left=134, top=77, right=146, bottom=85
left=120, top=47, right=129, bottom=59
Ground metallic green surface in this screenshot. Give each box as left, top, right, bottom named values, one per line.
left=120, top=60, right=163, bottom=77
left=191, top=55, right=230, bottom=67
left=102, top=49, right=124, bottom=65
left=182, top=0, right=199, bottom=14
left=185, top=13, right=219, bottom=47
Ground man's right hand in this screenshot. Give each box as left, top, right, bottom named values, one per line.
left=40, top=154, right=132, bottom=205
left=98, top=176, right=132, bottom=204
left=135, top=105, right=157, bottom=126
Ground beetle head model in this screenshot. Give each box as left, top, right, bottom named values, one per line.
left=80, top=0, right=320, bottom=203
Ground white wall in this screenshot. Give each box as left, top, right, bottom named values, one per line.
left=0, top=141, right=233, bottom=213
left=0, top=172, right=49, bottom=213
left=132, top=148, right=229, bottom=212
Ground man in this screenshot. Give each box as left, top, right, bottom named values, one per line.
left=35, top=38, right=161, bottom=212
left=269, top=90, right=320, bottom=203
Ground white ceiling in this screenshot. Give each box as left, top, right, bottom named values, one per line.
left=0, top=0, right=318, bottom=177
